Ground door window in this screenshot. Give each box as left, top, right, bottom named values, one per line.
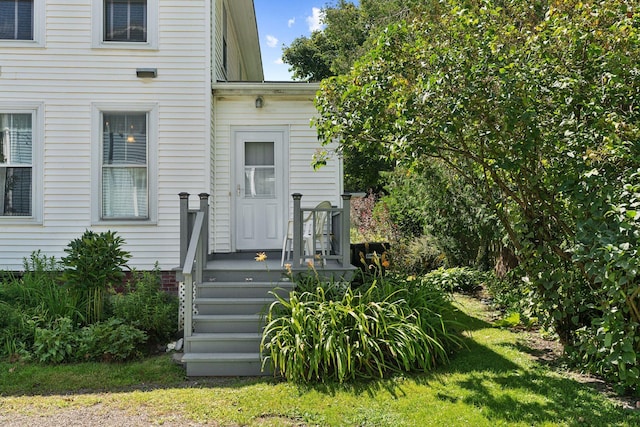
left=244, top=141, right=275, bottom=198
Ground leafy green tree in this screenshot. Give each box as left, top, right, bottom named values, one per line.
left=283, top=0, right=412, bottom=81
left=383, top=163, right=499, bottom=268
left=285, top=0, right=416, bottom=191
left=315, top=0, right=640, bottom=389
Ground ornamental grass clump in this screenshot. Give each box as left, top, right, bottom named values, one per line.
left=261, top=265, right=462, bottom=382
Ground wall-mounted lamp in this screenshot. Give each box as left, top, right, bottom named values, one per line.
left=255, top=96, right=264, bottom=109
left=136, top=68, right=157, bottom=78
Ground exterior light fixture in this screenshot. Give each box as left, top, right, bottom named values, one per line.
left=255, top=96, right=263, bottom=108
left=136, top=68, right=157, bottom=78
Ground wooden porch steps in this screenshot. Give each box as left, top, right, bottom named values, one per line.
left=181, top=275, right=293, bottom=377
left=179, top=255, right=356, bottom=376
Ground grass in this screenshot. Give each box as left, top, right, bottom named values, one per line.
left=1, top=295, right=638, bottom=426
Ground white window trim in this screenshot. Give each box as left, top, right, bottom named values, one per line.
left=0, top=0, right=45, bottom=48
left=91, top=0, right=158, bottom=50
left=0, top=102, right=43, bottom=224
left=91, top=102, right=158, bottom=224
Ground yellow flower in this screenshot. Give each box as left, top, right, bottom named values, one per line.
left=307, top=260, right=315, bottom=268
left=284, top=263, right=292, bottom=274
left=254, top=252, right=267, bottom=262
left=381, top=260, right=390, bottom=269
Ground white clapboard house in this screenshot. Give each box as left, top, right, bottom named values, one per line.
left=0, top=0, right=354, bottom=375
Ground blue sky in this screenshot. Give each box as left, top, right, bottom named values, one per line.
left=253, top=0, right=327, bottom=81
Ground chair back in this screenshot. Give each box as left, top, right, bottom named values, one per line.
left=314, top=201, right=332, bottom=236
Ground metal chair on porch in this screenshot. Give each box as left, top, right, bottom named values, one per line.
left=281, top=200, right=332, bottom=266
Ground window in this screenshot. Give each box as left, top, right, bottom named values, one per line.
left=244, top=141, right=275, bottom=198
left=0, top=0, right=33, bottom=40
left=92, top=0, right=156, bottom=49
left=104, top=0, right=146, bottom=42
left=222, top=4, right=228, bottom=78
left=101, top=112, right=148, bottom=219
left=0, top=112, right=32, bottom=216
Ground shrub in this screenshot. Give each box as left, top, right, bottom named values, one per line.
left=110, top=269, right=179, bottom=346
left=33, top=317, right=78, bottom=364
left=77, top=319, right=147, bottom=362
left=61, top=230, right=131, bottom=324
left=0, top=301, right=33, bottom=360
left=422, top=267, right=488, bottom=293
left=32, top=317, right=147, bottom=363
left=261, top=274, right=462, bottom=382
left=484, top=273, right=531, bottom=315
left=0, top=252, right=81, bottom=359
left=350, top=193, right=398, bottom=243
left=388, top=235, right=447, bottom=275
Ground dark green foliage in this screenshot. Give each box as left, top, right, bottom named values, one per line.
left=387, top=235, right=447, bottom=276
left=0, top=252, right=81, bottom=358
left=315, top=0, right=640, bottom=390
left=33, top=317, right=146, bottom=363
left=77, top=319, right=147, bottom=362
left=61, top=230, right=131, bottom=324
left=383, top=166, right=500, bottom=269
left=1, top=234, right=169, bottom=364
left=421, top=267, right=489, bottom=294
left=110, top=269, right=179, bottom=346
left=33, top=317, right=77, bottom=363
left=261, top=271, right=462, bottom=383
left=484, top=274, right=530, bottom=316
left=283, top=0, right=414, bottom=82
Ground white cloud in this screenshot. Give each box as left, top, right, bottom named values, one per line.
left=288, top=17, right=295, bottom=28
left=275, top=57, right=284, bottom=65
left=266, top=34, right=278, bottom=48
left=306, top=7, right=324, bottom=32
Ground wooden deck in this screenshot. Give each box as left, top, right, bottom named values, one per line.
left=205, top=251, right=357, bottom=282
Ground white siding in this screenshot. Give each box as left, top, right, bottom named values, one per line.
left=0, top=1, right=212, bottom=270
left=213, top=0, right=255, bottom=82
left=212, top=94, right=341, bottom=253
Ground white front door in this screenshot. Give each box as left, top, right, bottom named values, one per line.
left=234, top=130, right=285, bottom=250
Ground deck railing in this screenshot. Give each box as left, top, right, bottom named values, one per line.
left=290, top=193, right=352, bottom=268
left=179, top=192, right=209, bottom=339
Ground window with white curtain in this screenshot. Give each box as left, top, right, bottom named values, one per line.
left=244, top=141, right=275, bottom=198
left=0, top=113, right=32, bottom=216
left=0, top=0, right=33, bottom=40
left=101, top=112, right=148, bottom=219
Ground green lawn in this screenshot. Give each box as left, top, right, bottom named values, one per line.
left=1, top=295, right=638, bottom=426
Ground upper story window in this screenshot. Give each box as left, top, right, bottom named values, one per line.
left=0, top=112, right=33, bottom=217
left=104, top=0, right=146, bottom=42
left=92, top=0, right=157, bottom=49
left=222, top=4, right=228, bottom=78
left=0, top=0, right=33, bottom=40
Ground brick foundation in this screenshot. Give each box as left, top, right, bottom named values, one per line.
left=119, top=270, right=179, bottom=295
left=160, top=270, right=179, bottom=295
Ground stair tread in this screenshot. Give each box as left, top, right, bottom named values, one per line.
left=187, top=332, right=262, bottom=339
left=181, top=352, right=262, bottom=362
left=199, top=281, right=293, bottom=286
left=194, top=297, right=276, bottom=302
left=193, top=314, right=262, bottom=319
